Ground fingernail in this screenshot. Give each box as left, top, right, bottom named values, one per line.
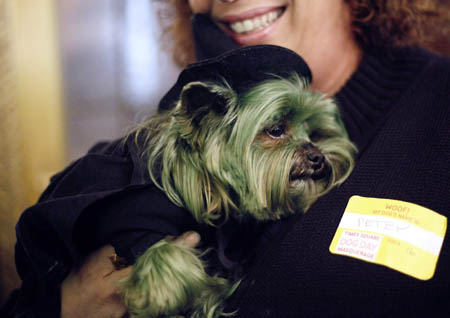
left=185, top=231, right=201, bottom=243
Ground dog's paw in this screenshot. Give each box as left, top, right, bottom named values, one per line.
left=118, top=239, right=236, bottom=318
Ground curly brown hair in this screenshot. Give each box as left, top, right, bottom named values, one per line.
left=157, top=0, right=195, bottom=67
left=158, top=0, right=449, bottom=67
left=345, top=0, right=449, bottom=51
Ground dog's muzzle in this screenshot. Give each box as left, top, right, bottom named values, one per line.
left=290, top=143, right=329, bottom=180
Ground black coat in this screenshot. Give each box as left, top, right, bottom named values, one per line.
left=225, top=47, right=450, bottom=317
left=7, top=136, right=269, bottom=317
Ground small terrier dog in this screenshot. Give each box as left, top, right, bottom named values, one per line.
left=118, top=71, right=357, bottom=317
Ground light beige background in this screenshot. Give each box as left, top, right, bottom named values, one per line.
left=0, top=0, right=179, bottom=303
left=0, top=0, right=66, bottom=302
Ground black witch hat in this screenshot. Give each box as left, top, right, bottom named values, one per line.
left=158, top=44, right=312, bottom=111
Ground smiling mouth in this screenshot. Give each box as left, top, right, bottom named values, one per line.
left=222, top=7, right=285, bottom=35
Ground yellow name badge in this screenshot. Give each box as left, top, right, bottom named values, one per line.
left=329, top=196, right=447, bottom=280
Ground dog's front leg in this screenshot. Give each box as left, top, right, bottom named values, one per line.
left=117, top=236, right=237, bottom=318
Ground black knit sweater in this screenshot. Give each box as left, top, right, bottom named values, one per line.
left=226, top=46, right=450, bottom=317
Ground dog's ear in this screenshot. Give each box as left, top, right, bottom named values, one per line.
left=180, top=82, right=228, bottom=123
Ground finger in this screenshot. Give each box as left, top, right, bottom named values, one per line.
left=174, top=231, right=201, bottom=248
left=95, top=245, right=116, bottom=258
left=107, top=266, right=133, bottom=282
left=87, top=245, right=117, bottom=274
left=107, top=292, right=128, bottom=317
left=72, top=245, right=116, bottom=279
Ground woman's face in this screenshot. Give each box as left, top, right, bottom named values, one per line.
left=187, top=0, right=354, bottom=56
left=188, top=0, right=361, bottom=95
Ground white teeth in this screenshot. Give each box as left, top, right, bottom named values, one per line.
left=232, top=21, right=243, bottom=33
left=229, top=9, right=282, bottom=34
left=268, top=11, right=276, bottom=21
left=261, top=14, right=268, bottom=24
left=243, top=19, right=254, bottom=30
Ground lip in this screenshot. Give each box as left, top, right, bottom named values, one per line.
left=217, top=6, right=285, bottom=46
left=289, top=161, right=331, bottom=182
left=220, top=6, right=282, bottom=22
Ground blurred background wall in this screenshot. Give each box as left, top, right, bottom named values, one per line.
left=0, top=0, right=179, bottom=303
left=0, top=0, right=448, bottom=305
left=60, top=0, right=179, bottom=161
left=0, top=0, right=66, bottom=302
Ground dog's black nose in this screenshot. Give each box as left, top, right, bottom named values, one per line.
left=307, top=151, right=324, bottom=165
left=290, top=144, right=328, bottom=180
left=304, top=144, right=324, bottom=166
left=304, top=144, right=325, bottom=176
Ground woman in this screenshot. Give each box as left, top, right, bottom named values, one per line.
left=173, top=0, right=363, bottom=95
left=176, top=2, right=450, bottom=317
left=6, top=0, right=450, bottom=316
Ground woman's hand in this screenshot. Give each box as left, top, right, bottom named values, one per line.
left=61, top=244, right=130, bottom=318
left=61, top=232, right=201, bottom=317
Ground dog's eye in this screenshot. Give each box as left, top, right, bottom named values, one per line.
left=309, top=130, right=324, bottom=142
left=265, top=125, right=285, bottom=139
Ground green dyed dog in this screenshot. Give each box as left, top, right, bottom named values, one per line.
left=119, top=74, right=357, bottom=317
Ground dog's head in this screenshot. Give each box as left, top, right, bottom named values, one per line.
left=144, top=74, right=356, bottom=224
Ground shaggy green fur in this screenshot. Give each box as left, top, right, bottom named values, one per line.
left=140, top=74, right=356, bottom=223
left=123, top=74, right=357, bottom=317
left=118, top=239, right=237, bottom=318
